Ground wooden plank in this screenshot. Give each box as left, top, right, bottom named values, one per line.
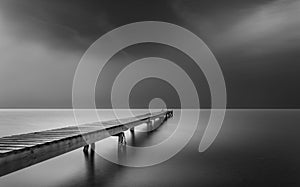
left=0, top=146, right=24, bottom=150
left=0, top=139, right=47, bottom=143
left=1, top=137, right=59, bottom=141
left=0, top=150, right=11, bottom=154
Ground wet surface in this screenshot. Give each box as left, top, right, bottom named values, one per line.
left=0, top=110, right=299, bottom=186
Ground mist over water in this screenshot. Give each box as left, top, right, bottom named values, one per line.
left=0, top=109, right=299, bottom=186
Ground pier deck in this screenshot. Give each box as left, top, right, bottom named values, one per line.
left=0, top=110, right=173, bottom=177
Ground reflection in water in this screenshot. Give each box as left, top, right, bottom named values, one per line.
left=117, top=143, right=127, bottom=165
left=1, top=110, right=300, bottom=187
left=128, top=119, right=164, bottom=148
left=130, top=129, right=136, bottom=146
left=84, top=145, right=95, bottom=184
left=79, top=122, right=163, bottom=186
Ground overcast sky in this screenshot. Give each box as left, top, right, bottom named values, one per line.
left=0, top=0, right=299, bottom=108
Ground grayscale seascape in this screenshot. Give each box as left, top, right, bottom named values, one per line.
left=1, top=0, right=300, bottom=186
left=0, top=109, right=299, bottom=186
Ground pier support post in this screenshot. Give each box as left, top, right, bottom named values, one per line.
left=83, top=145, right=89, bottom=153
left=130, top=127, right=134, bottom=132
left=118, top=132, right=126, bottom=145
left=163, top=115, right=167, bottom=122
left=83, top=143, right=95, bottom=153
left=118, top=137, right=127, bottom=164
left=147, top=119, right=153, bottom=132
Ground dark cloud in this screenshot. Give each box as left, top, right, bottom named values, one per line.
left=0, top=0, right=178, bottom=50
left=95, top=43, right=211, bottom=108
left=0, top=0, right=299, bottom=108
left=173, top=0, right=300, bottom=108
left=0, top=0, right=112, bottom=51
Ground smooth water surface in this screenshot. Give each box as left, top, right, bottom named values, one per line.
left=0, top=109, right=299, bottom=186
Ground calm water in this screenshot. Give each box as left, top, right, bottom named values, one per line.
left=0, top=109, right=299, bottom=186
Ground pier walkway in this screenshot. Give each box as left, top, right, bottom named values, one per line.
left=0, top=110, right=173, bottom=177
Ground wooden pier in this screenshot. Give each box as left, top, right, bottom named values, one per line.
left=0, top=110, right=173, bottom=177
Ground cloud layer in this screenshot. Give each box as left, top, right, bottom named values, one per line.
left=0, top=0, right=299, bottom=108
left=215, top=0, right=300, bottom=54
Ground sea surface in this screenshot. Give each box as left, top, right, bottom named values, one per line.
left=0, top=109, right=299, bottom=187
